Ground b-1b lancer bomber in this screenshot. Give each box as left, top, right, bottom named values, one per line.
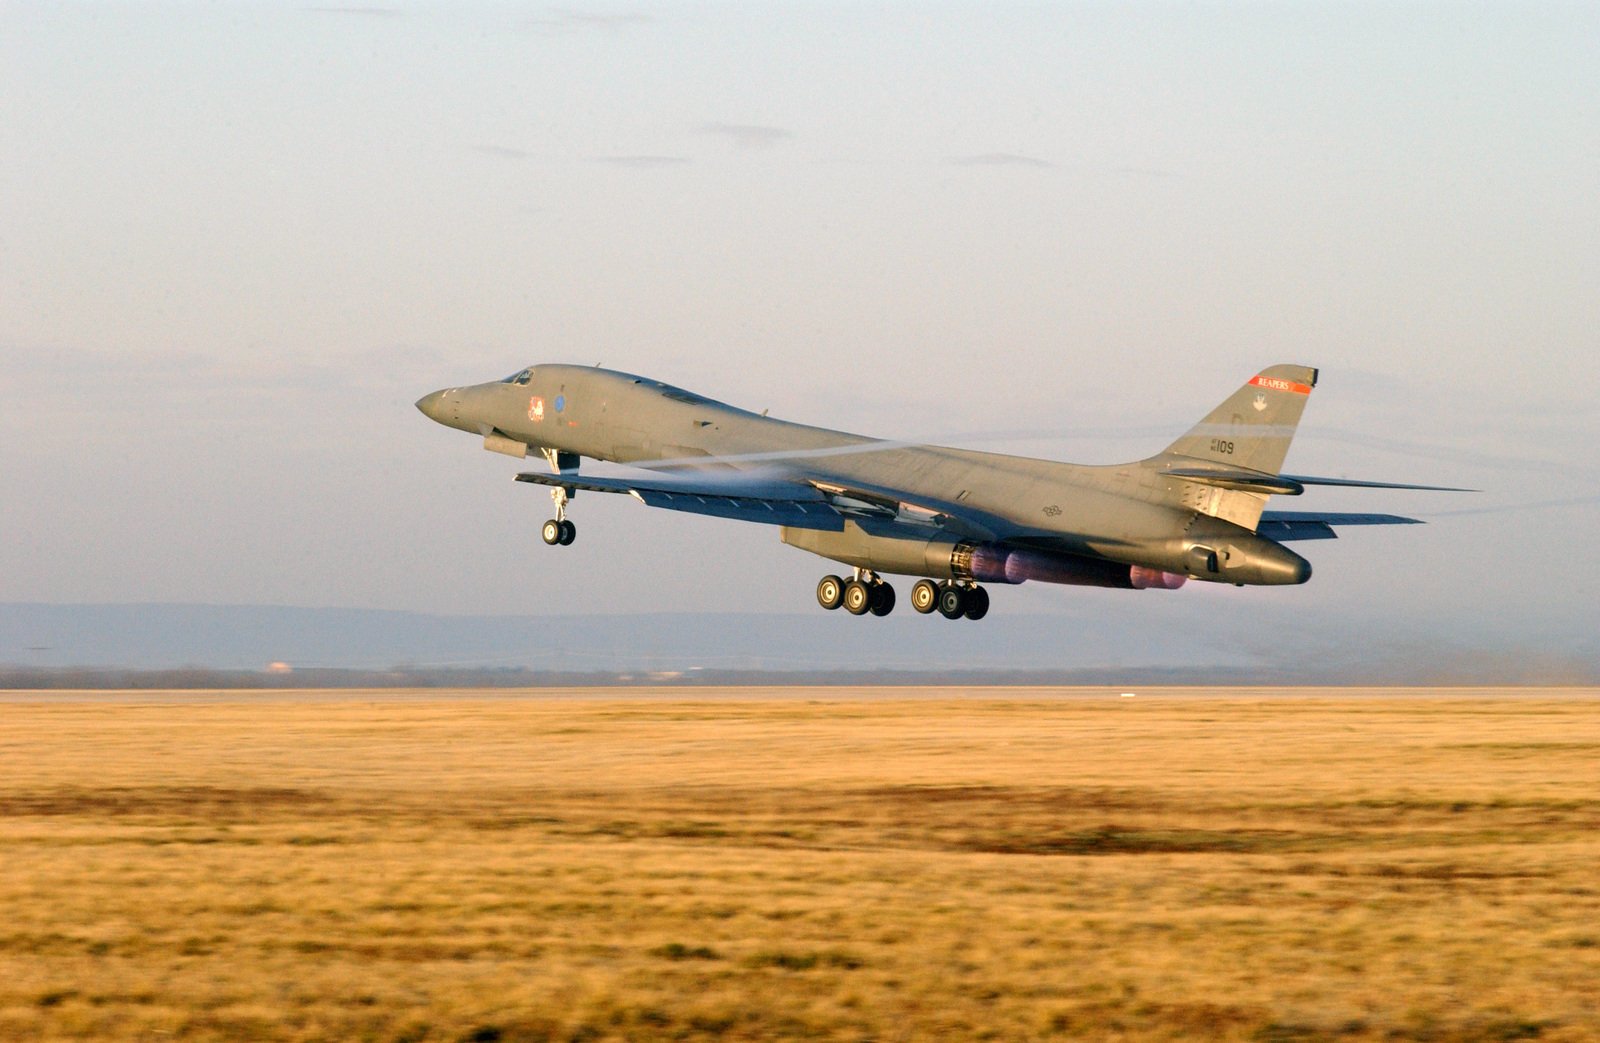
left=417, top=364, right=1462, bottom=620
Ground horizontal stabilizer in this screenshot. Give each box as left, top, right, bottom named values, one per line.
left=515, top=471, right=845, bottom=531
left=1257, top=510, right=1423, bottom=542
left=1279, top=474, right=1476, bottom=492
left=1162, top=466, right=1304, bottom=496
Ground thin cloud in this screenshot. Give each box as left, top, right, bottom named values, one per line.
left=1419, top=495, right=1600, bottom=519
left=1111, top=164, right=1178, bottom=178
left=948, top=152, right=1053, bottom=168
left=592, top=155, right=690, bottom=168
left=301, top=6, right=404, bottom=17
left=526, top=10, right=652, bottom=35
left=5, top=346, right=222, bottom=381
left=1311, top=427, right=1564, bottom=475
left=473, top=144, right=532, bottom=161
left=698, top=123, right=793, bottom=151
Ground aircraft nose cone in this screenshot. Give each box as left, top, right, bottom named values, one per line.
left=416, top=389, right=447, bottom=422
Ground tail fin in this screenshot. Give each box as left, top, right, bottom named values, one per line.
left=1151, top=364, right=1318, bottom=530
left=1162, top=364, right=1318, bottom=475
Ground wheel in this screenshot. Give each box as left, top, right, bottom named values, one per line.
left=962, top=586, right=990, bottom=621
left=843, top=580, right=872, bottom=616
left=816, top=575, right=845, bottom=611
left=541, top=519, right=562, bottom=545
left=910, top=579, right=939, bottom=614
left=557, top=520, right=576, bottom=545
left=937, top=583, right=966, bottom=619
left=868, top=582, right=896, bottom=616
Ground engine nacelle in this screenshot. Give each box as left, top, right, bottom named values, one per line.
left=781, top=523, right=972, bottom=579
left=954, top=544, right=1186, bottom=590
left=781, top=523, right=1187, bottom=591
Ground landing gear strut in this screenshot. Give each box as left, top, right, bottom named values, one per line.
left=541, top=486, right=576, bottom=546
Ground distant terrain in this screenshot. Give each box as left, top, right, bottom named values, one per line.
left=3, top=602, right=1597, bottom=686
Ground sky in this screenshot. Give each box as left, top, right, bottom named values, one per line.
left=2, top=3, right=1597, bottom=665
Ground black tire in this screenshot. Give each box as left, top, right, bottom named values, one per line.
left=816, top=575, right=845, bottom=611
left=558, top=520, right=576, bottom=545
left=963, top=586, right=990, bottom=621
left=937, top=583, right=966, bottom=619
left=541, top=519, right=562, bottom=545
left=843, top=580, right=872, bottom=616
left=910, top=579, right=939, bottom=614
left=869, top=582, right=896, bottom=616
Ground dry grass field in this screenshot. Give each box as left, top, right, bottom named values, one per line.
left=1, top=688, right=1597, bottom=1042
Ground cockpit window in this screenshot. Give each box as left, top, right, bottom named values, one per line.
left=501, top=368, right=533, bottom=386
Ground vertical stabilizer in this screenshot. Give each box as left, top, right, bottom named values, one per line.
left=1162, top=365, right=1317, bottom=475
left=1152, top=365, right=1318, bottom=530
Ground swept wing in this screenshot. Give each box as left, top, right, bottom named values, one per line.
left=514, top=471, right=847, bottom=531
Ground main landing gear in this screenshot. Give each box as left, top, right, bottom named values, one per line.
left=816, top=571, right=896, bottom=617
left=816, top=573, right=989, bottom=620
left=540, top=485, right=576, bottom=546
left=911, top=578, right=989, bottom=621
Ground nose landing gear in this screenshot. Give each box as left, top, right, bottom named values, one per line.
left=540, top=518, right=575, bottom=545
left=541, top=486, right=576, bottom=546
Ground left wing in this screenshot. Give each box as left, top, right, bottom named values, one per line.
left=1257, top=510, right=1424, bottom=542
left=514, top=471, right=847, bottom=531
left=515, top=468, right=1013, bottom=539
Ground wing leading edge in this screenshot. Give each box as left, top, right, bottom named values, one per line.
left=514, top=468, right=1012, bottom=538
left=514, top=471, right=847, bottom=531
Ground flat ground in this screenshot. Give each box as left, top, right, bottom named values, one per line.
left=1, top=688, right=1597, bottom=1042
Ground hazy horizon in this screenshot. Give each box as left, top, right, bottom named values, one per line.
left=4, top=601, right=1597, bottom=689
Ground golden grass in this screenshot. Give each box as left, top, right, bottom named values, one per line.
left=1, top=687, right=1597, bottom=1042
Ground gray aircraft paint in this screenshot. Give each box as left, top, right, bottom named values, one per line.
left=417, top=365, right=1452, bottom=608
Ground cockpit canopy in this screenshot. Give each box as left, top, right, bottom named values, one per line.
left=496, top=367, right=716, bottom=406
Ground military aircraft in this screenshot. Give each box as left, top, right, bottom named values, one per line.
left=416, top=364, right=1463, bottom=620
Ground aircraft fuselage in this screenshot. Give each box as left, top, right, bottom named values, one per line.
left=416, top=364, right=1312, bottom=589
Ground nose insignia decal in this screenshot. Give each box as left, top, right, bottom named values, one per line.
left=529, top=396, right=545, bottom=422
